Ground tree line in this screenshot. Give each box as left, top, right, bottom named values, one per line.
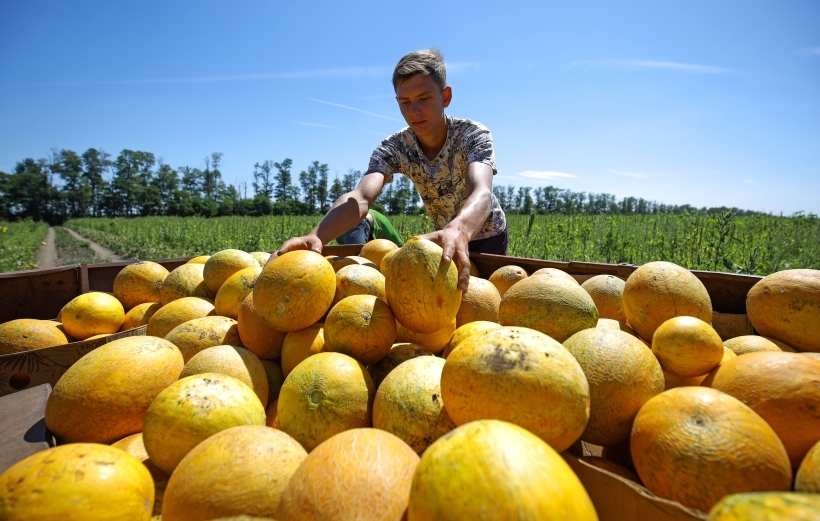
left=0, top=147, right=760, bottom=224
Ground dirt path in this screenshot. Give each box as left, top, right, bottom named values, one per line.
left=34, top=227, right=58, bottom=268
left=64, top=228, right=127, bottom=262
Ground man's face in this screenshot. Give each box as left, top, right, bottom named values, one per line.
left=395, top=74, right=452, bottom=139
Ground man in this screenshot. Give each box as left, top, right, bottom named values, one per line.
left=275, top=48, right=507, bottom=291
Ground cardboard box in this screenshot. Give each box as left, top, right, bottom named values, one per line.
left=0, top=326, right=147, bottom=397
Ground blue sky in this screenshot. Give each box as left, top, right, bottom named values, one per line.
left=1, top=1, right=818, bottom=214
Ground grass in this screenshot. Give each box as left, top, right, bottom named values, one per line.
left=62, top=212, right=820, bottom=276
left=0, top=220, right=49, bottom=272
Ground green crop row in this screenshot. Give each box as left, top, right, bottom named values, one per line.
left=0, top=220, right=50, bottom=273
left=62, top=211, right=819, bottom=276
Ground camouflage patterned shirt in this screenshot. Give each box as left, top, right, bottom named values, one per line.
left=366, top=115, right=507, bottom=240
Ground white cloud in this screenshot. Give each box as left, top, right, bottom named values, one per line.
left=517, top=170, right=577, bottom=180
left=569, top=59, right=734, bottom=74
left=743, top=179, right=755, bottom=183
left=308, top=98, right=403, bottom=122
left=609, top=169, right=647, bottom=179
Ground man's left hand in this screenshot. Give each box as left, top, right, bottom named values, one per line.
left=416, top=227, right=471, bottom=296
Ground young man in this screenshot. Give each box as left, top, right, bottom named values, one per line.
left=275, top=48, right=507, bottom=290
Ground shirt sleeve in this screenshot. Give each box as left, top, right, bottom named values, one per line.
left=366, top=134, right=402, bottom=184
left=464, top=122, right=497, bottom=175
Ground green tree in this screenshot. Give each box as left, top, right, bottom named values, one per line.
left=252, top=160, right=275, bottom=200
left=54, top=149, right=92, bottom=218
left=81, top=148, right=111, bottom=217
left=112, top=150, right=155, bottom=216
left=273, top=158, right=295, bottom=202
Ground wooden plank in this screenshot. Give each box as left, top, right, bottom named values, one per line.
left=0, top=384, right=54, bottom=474
left=0, top=265, right=81, bottom=322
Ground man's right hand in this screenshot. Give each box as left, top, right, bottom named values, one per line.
left=267, top=234, right=324, bottom=266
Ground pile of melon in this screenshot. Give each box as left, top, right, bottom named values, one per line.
left=1, top=238, right=820, bottom=520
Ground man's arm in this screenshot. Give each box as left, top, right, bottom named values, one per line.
left=418, top=162, right=493, bottom=292
left=270, top=173, right=386, bottom=261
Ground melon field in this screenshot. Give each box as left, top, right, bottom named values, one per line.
left=54, top=211, right=820, bottom=275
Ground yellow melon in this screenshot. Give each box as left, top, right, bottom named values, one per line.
left=324, top=294, right=396, bottom=366
left=203, top=249, right=260, bottom=295
left=179, top=345, right=269, bottom=405
left=746, top=269, right=820, bottom=352
left=186, top=255, right=210, bottom=264
left=796, top=439, right=820, bottom=493
left=275, top=428, right=419, bottom=521
left=259, top=358, right=285, bottom=405
left=499, top=275, right=598, bottom=342
left=332, top=263, right=386, bottom=307
left=250, top=251, right=271, bottom=266
left=214, top=266, right=262, bottom=319
left=623, top=261, right=712, bottom=342
left=596, top=318, right=637, bottom=336
left=359, top=238, right=399, bottom=269
left=724, top=335, right=782, bottom=355
left=161, top=426, right=306, bottom=520
left=373, top=356, right=456, bottom=453
left=45, top=336, right=183, bottom=444
left=0, top=443, right=154, bottom=521
left=237, top=293, right=287, bottom=360
left=532, top=267, right=579, bottom=284
left=383, top=237, right=461, bottom=334
left=61, top=291, right=125, bottom=340
left=111, top=432, right=170, bottom=517
left=455, top=276, right=500, bottom=327
left=253, top=250, right=336, bottom=332
left=120, top=302, right=161, bottom=331
left=442, top=320, right=502, bottom=359
left=281, top=323, right=326, bottom=377
left=707, top=492, right=820, bottom=521
left=0, top=319, right=68, bottom=354
left=327, top=255, right=379, bottom=272
left=582, top=274, right=627, bottom=323
left=651, top=316, right=724, bottom=377
left=146, top=296, right=214, bottom=338
left=396, top=317, right=456, bottom=355
left=407, top=419, right=598, bottom=520
left=488, top=264, right=528, bottom=297
left=368, top=342, right=433, bottom=389
left=277, top=352, right=375, bottom=451
left=441, top=326, right=590, bottom=452
left=631, top=387, right=792, bottom=512
left=142, top=373, right=266, bottom=474
left=113, top=261, right=169, bottom=310
left=161, top=263, right=213, bottom=305
left=164, top=315, right=241, bottom=362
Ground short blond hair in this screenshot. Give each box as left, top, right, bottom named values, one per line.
left=392, top=48, right=447, bottom=92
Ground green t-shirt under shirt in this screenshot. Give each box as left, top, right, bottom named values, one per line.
left=369, top=209, right=403, bottom=246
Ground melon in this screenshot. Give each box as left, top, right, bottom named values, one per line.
left=260, top=358, right=285, bottom=405
left=563, top=327, right=665, bottom=446
left=724, top=335, right=782, bottom=355
left=237, top=293, right=287, bottom=359
left=396, top=318, right=456, bottom=355
left=532, top=267, right=579, bottom=284
left=186, top=255, right=209, bottom=264
left=203, top=249, right=260, bottom=295
left=161, top=426, right=306, bottom=520
left=61, top=291, right=125, bottom=340
left=324, top=294, right=396, bottom=366
left=407, top=419, right=598, bottom=520
left=179, top=344, right=269, bottom=405
left=0, top=443, right=154, bottom=521
left=45, top=336, right=183, bottom=444
left=631, top=386, right=792, bottom=512
left=275, top=428, right=419, bottom=521
left=332, top=263, right=386, bottom=306
left=746, top=269, right=820, bottom=352
left=142, top=373, right=266, bottom=474
left=707, top=492, right=820, bottom=521
left=383, top=237, right=461, bottom=334
left=161, top=263, right=213, bottom=305
left=164, top=315, right=241, bottom=362
left=146, top=296, right=214, bottom=338
left=359, top=238, right=399, bottom=269
left=582, top=274, right=627, bottom=323
left=487, top=264, right=528, bottom=297
left=214, top=266, right=262, bottom=319
left=281, top=323, right=326, bottom=377
left=249, top=251, right=271, bottom=266
left=651, top=316, right=724, bottom=377
left=0, top=319, right=68, bottom=354
left=373, top=356, right=456, bottom=453
left=623, top=261, right=712, bottom=342
left=442, top=320, right=502, bottom=359
left=499, top=275, right=598, bottom=342
left=121, top=302, right=161, bottom=331
left=111, top=432, right=170, bottom=517
left=253, top=250, right=336, bottom=332
left=796, top=439, right=820, bottom=493
left=113, top=260, right=169, bottom=310
left=368, top=342, right=433, bottom=389
left=455, top=276, right=500, bottom=327
left=278, top=352, right=375, bottom=451
left=702, top=351, right=820, bottom=470
left=441, top=326, right=590, bottom=452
